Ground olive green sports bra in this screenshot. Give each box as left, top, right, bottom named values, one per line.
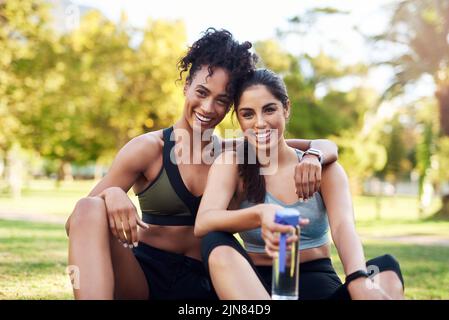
left=136, top=127, right=201, bottom=226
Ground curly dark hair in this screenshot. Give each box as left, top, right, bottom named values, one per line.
left=178, top=28, right=258, bottom=107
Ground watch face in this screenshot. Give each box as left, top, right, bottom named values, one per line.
left=305, top=148, right=323, bottom=164
left=308, top=148, right=321, bottom=155
left=307, top=149, right=322, bottom=157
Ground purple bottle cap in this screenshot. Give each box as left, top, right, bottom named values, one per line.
left=274, top=208, right=300, bottom=226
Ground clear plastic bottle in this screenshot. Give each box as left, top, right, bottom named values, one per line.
left=271, top=208, right=300, bottom=300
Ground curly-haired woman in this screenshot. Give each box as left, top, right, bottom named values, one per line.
left=65, top=29, right=339, bottom=300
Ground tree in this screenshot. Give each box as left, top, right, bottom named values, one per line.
left=372, top=0, right=449, bottom=218
left=0, top=0, right=54, bottom=193
left=378, top=115, right=414, bottom=185
left=8, top=7, right=188, bottom=181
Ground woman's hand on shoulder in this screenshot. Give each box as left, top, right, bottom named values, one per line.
left=295, top=154, right=322, bottom=201
left=100, top=187, right=149, bottom=249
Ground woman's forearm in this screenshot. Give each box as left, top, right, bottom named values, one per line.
left=310, top=139, right=338, bottom=164
left=285, top=139, right=338, bottom=165
left=194, top=205, right=262, bottom=237
left=331, top=223, right=367, bottom=275
left=321, top=162, right=366, bottom=275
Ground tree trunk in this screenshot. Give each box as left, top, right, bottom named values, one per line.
left=433, top=194, right=449, bottom=220
left=6, top=144, right=23, bottom=199
left=0, top=148, right=5, bottom=180
left=56, top=161, right=73, bottom=187
left=436, top=85, right=449, bottom=136
left=433, top=85, right=449, bottom=219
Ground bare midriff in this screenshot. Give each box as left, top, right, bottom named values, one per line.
left=138, top=226, right=202, bottom=260
left=248, top=243, right=331, bottom=266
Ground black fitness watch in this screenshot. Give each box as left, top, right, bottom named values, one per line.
left=345, top=270, right=370, bottom=287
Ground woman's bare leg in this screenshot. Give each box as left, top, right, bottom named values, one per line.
left=372, top=271, right=404, bottom=300
left=208, top=246, right=270, bottom=300
left=66, top=197, right=149, bottom=299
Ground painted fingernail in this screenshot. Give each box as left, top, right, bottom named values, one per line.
left=123, top=243, right=128, bottom=248
left=128, top=244, right=134, bottom=249
left=299, top=198, right=304, bottom=203
left=133, top=242, right=138, bottom=247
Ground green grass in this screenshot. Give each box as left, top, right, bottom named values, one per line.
left=356, top=219, right=449, bottom=238
left=353, top=194, right=442, bottom=221
left=330, top=241, right=449, bottom=300
left=0, top=219, right=71, bottom=300
left=0, top=180, right=448, bottom=299
left=0, top=179, right=138, bottom=221
left=1, top=219, right=447, bottom=300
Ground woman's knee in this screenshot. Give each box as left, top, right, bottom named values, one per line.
left=201, top=232, right=241, bottom=261
left=368, top=254, right=404, bottom=288
left=208, top=245, right=241, bottom=270
left=66, top=197, right=107, bottom=235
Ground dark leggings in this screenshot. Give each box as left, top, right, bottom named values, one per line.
left=201, top=231, right=404, bottom=300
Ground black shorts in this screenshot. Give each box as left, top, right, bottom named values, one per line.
left=201, top=231, right=404, bottom=300
left=132, top=241, right=218, bottom=300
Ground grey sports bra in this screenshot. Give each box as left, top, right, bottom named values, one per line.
left=238, top=149, right=329, bottom=253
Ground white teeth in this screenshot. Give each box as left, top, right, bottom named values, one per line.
left=255, top=131, right=270, bottom=139
left=195, top=112, right=212, bottom=123
left=254, top=131, right=271, bottom=143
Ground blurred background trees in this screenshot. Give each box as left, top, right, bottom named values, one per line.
left=1, top=0, right=448, bottom=219
left=370, top=0, right=449, bottom=218
left=1, top=0, right=186, bottom=186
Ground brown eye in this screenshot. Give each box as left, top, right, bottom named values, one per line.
left=217, top=99, right=229, bottom=106
left=197, top=90, right=207, bottom=97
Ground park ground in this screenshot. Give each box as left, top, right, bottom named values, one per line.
left=0, top=180, right=448, bottom=299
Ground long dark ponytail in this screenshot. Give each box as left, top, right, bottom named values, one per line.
left=234, top=69, right=289, bottom=203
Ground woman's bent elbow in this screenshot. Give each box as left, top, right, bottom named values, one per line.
left=194, top=220, right=207, bottom=238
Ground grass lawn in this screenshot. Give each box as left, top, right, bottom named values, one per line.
left=0, top=180, right=98, bottom=220
left=0, top=219, right=448, bottom=299
left=330, top=242, right=449, bottom=299
left=0, top=219, right=71, bottom=300
left=0, top=180, right=448, bottom=299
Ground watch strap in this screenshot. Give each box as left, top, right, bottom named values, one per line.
left=345, top=270, right=370, bottom=287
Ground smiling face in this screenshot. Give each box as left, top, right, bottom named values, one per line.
left=236, top=84, right=290, bottom=151
left=183, top=65, right=231, bottom=133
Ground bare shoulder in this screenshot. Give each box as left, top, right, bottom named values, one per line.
left=113, top=130, right=164, bottom=173
left=125, top=130, right=163, bottom=158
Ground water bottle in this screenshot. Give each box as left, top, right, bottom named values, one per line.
left=271, top=208, right=300, bottom=300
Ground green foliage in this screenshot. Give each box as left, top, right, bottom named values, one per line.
left=0, top=0, right=53, bottom=151
left=254, top=40, right=293, bottom=74
left=373, top=0, right=449, bottom=133
left=1, top=2, right=187, bottom=167
left=378, top=115, right=413, bottom=182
